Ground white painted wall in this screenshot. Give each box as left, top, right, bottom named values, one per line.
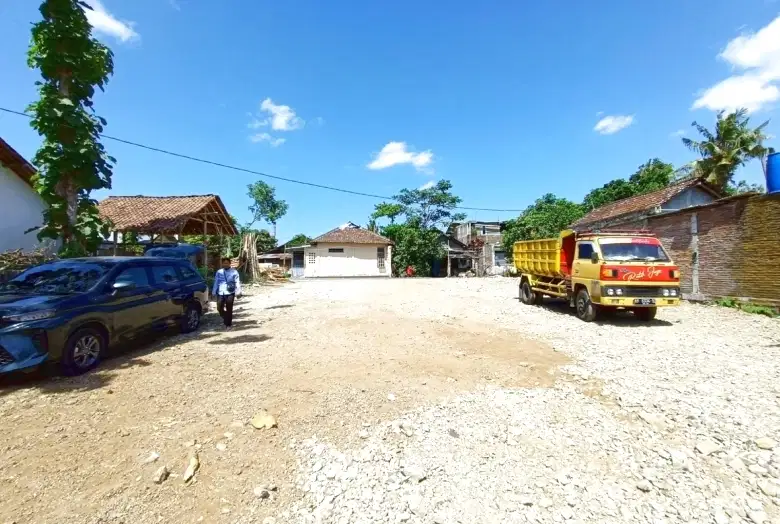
left=0, top=163, right=54, bottom=253
left=303, top=243, right=392, bottom=277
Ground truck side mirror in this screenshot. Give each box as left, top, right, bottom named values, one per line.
left=590, top=252, right=600, bottom=264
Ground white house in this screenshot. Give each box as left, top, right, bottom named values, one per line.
left=0, top=137, right=52, bottom=253
left=297, top=222, right=393, bottom=278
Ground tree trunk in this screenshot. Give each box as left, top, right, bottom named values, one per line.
left=272, top=222, right=277, bottom=238
left=57, top=71, right=77, bottom=242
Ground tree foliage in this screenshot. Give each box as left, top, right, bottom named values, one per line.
left=501, top=194, right=584, bottom=257
left=583, top=158, right=673, bottom=210
left=682, top=109, right=773, bottom=191
left=725, top=179, right=764, bottom=196
left=286, top=233, right=311, bottom=247
left=27, top=0, right=116, bottom=256
left=371, top=179, right=465, bottom=275
left=247, top=180, right=289, bottom=237
left=380, top=223, right=443, bottom=277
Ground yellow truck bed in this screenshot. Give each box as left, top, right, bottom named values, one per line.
left=513, top=237, right=561, bottom=277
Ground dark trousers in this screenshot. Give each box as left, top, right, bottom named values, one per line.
left=217, top=294, right=235, bottom=327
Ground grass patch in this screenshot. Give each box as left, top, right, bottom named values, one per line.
left=715, top=298, right=778, bottom=318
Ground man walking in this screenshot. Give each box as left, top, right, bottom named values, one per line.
left=212, top=257, right=241, bottom=328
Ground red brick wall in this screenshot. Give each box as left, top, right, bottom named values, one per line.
left=637, top=193, right=780, bottom=303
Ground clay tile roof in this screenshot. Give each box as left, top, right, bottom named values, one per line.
left=98, top=195, right=237, bottom=235
left=572, top=177, right=721, bottom=228
left=0, top=137, right=36, bottom=187
left=313, top=222, right=394, bottom=245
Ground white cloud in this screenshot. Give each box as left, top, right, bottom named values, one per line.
left=249, top=133, right=285, bottom=147
left=367, top=142, right=434, bottom=172
left=593, top=115, right=634, bottom=135
left=83, top=0, right=139, bottom=43
left=418, top=180, right=436, bottom=190
left=693, top=16, right=780, bottom=113
left=253, top=98, right=305, bottom=131
left=670, top=129, right=686, bottom=138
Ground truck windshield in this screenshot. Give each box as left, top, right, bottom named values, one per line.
left=598, top=239, right=670, bottom=262
left=0, top=262, right=109, bottom=295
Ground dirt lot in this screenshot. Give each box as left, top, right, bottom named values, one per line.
left=1, top=278, right=779, bottom=524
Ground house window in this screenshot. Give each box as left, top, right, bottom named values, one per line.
left=328, top=248, right=344, bottom=253
left=307, top=252, right=316, bottom=264
left=377, top=247, right=386, bottom=271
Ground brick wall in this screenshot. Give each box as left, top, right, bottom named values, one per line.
left=636, top=193, right=780, bottom=303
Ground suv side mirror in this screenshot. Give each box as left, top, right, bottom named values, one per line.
left=590, top=252, right=600, bottom=264
left=112, top=281, right=136, bottom=293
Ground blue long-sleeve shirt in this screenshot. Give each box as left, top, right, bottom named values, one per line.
left=212, top=268, right=241, bottom=297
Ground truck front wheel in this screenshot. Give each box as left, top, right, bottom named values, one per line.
left=575, top=288, right=599, bottom=322
left=634, top=307, right=657, bottom=322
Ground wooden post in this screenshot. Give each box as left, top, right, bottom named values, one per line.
left=447, top=251, right=451, bottom=277
left=203, top=220, right=209, bottom=274
left=112, top=231, right=118, bottom=256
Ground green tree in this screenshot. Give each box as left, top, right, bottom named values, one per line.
left=286, top=233, right=311, bottom=247
left=391, top=180, right=466, bottom=229
left=380, top=222, right=443, bottom=277
left=247, top=180, right=289, bottom=238
left=502, top=194, right=585, bottom=259
left=582, top=158, right=673, bottom=210
left=725, top=180, right=764, bottom=195
left=682, top=109, right=773, bottom=191
left=27, top=0, right=116, bottom=256
left=371, top=202, right=404, bottom=224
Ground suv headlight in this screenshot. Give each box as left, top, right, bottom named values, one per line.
left=670, top=288, right=679, bottom=297
left=607, top=288, right=615, bottom=296
left=616, top=288, right=623, bottom=296
left=3, top=310, right=56, bottom=323
left=662, top=289, right=670, bottom=297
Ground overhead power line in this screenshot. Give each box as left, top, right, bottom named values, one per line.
left=0, top=106, right=523, bottom=212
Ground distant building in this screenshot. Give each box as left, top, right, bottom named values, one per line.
left=571, top=177, right=721, bottom=230
left=0, top=137, right=55, bottom=253
left=286, top=222, right=393, bottom=278
left=449, top=221, right=508, bottom=275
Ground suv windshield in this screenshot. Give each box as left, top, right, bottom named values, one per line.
left=0, top=262, right=109, bottom=295
left=598, top=239, right=670, bottom=262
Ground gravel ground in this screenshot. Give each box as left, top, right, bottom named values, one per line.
left=1, top=278, right=779, bottom=524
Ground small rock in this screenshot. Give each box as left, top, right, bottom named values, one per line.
left=230, top=420, right=245, bottom=428
left=143, top=451, right=160, bottom=464
left=358, top=430, right=369, bottom=439
left=408, top=494, right=423, bottom=514
left=695, top=439, right=721, bottom=456
left=152, top=465, right=169, bottom=484
left=749, top=464, right=768, bottom=475
left=387, top=393, right=397, bottom=402
left=402, top=465, right=427, bottom=483
left=639, top=412, right=667, bottom=431
left=182, top=453, right=199, bottom=483
left=254, top=486, right=271, bottom=499
left=728, top=457, right=746, bottom=471
left=539, top=497, right=553, bottom=509
left=560, top=507, right=574, bottom=520
left=448, top=428, right=460, bottom=438
left=748, top=510, right=767, bottom=524
left=519, top=496, right=534, bottom=506
left=713, top=510, right=729, bottom=524
left=756, top=438, right=776, bottom=451
left=397, top=513, right=411, bottom=522
left=747, top=499, right=763, bottom=512
left=759, top=481, right=780, bottom=497
left=215, top=442, right=227, bottom=452
left=262, top=518, right=276, bottom=524
left=636, top=480, right=653, bottom=492
left=250, top=410, right=277, bottom=430
left=223, top=432, right=234, bottom=440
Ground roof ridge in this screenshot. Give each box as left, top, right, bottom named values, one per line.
left=104, top=194, right=218, bottom=199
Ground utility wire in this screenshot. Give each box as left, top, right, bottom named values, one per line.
left=0, top=106, right=523, bottom=212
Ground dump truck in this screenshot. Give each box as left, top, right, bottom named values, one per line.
left=513, top=229, right=680, bottom=322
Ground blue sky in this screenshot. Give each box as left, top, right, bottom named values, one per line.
left=1, top=1, right=779, bottom=241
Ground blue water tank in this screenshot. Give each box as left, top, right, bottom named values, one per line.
left=768, top=151, right=780, bottom=194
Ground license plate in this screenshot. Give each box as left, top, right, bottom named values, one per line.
left=633, top=298, right=656, bottom=305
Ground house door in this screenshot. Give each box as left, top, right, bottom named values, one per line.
left=291, top=251, right=304, bottom=278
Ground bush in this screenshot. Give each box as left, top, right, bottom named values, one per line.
left=715, top=297, right=777, bottom=318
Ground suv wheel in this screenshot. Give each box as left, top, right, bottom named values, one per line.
left=634, top=307, right=657, bottom=322
left=181, top=304, right=201, bottom=333
left=62, top=328, right=105, bottom=375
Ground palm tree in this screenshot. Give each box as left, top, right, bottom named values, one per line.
left=682, top=109, right=773, bottom=191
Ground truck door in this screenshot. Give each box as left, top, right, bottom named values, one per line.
left=572, top=241, right=600, bottom=284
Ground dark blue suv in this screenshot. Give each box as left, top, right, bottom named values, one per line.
left=0, top=257, right=209, bottom=375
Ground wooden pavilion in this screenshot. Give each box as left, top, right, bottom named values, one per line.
left=98, top=194, right=237, bottom=271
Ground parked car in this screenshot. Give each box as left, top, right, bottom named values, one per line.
left=0, top=257, right=209, bottom=375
